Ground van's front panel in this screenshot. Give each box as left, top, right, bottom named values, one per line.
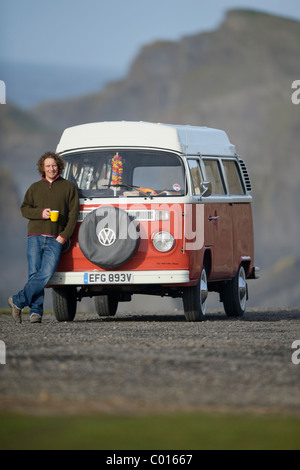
left=55, top=201, right=189, bottom=274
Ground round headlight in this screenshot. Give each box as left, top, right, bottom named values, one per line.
left=152, top=231, right=175, bottom=252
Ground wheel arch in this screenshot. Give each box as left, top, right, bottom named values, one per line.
left=238, top=257, right=252, bottom=278
left=202, top=249, right=212, bottom=278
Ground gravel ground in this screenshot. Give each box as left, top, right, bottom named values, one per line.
left=0, top=307, right=299, bottom=416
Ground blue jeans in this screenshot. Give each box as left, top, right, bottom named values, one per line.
left=13, top=235, right=62, bottom=316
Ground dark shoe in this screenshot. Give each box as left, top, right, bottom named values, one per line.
left=8, top=297, right=22, bottom=324
left=30, top=313, right=42, bottom=323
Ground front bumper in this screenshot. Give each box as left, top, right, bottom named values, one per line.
left=48, top=270, right=190, bottom=286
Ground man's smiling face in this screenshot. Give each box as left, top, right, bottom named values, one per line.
left=44, top=158, right=59, bottom=182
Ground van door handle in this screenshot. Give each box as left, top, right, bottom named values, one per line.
left=208, top=215, right=219, bottom=221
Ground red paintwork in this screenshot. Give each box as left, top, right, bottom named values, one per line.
left=57, top=200, right=254, bottom=284
left=57, top=202, right=188, bottom=272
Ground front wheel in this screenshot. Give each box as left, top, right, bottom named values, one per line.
left=52, top=286, right=77, bottom=322
left=183, top=266, right=208, bottom=322
left=222, top=264, right=248, bottom=317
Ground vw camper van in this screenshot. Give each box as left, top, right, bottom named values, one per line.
left=48, top=121, right=259, bottom=321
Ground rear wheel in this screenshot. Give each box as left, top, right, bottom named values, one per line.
left=94, top=295, right=118, bottom=317
left=222, top=264, right=247, bottom=317
left=52, top=286, right=77, bottom=322
left=183, top=266, right=208, bottom=322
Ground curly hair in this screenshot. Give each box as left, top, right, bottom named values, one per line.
left=37, top=151, right=65, bottom=175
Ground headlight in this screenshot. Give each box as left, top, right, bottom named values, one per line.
left=152, top=231, right=175, bottom=252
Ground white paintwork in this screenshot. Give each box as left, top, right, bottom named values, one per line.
left=56, top=121, right=237, bottom=157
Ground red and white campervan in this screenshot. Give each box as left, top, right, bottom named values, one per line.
left=48, top=121, right=259, bottom=321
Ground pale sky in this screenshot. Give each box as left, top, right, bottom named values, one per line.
left=1, top=0, right=300, bottom=71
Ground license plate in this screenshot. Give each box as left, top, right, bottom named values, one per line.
left=84, top=272, right=134, bottom=284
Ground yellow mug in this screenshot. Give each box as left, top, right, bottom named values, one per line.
left=50, top=210, right=59, bottom=222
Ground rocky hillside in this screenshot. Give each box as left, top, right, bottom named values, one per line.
left=0, top=9, right=300, bottom=308
left=31, top=10, right=300, bottom=128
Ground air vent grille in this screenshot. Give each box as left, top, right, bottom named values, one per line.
left=239, top=159, right=252, bottom=192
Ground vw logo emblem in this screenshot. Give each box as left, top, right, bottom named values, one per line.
left=98, top=228, right=116, bottom=246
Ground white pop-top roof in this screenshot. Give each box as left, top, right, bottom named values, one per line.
left=56, top=121, right=237, bottom=156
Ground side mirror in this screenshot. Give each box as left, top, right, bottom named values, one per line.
left=200, top=181, right=212, bottom=197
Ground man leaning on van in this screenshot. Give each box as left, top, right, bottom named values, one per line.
left=8, top=151, right=79, bottom=324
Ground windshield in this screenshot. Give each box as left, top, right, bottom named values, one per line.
left=62, top=150, right=186, bottom=198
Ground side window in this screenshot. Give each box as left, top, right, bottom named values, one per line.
left=222, top=160, right=245, bottom=195
left=188, top=159, right=202, bottom=195
left=203, top=159, right=225, bottom=195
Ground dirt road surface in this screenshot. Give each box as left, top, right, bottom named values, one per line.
left=0, top=307, right=299, bottom=416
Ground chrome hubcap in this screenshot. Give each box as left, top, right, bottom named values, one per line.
left=238, top=267, right=247, bottom=311
left=200, top=269, right=208, bottom=315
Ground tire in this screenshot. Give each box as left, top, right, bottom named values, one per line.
left=222, top=264, right=247, bottom=317
left=183, top=266, right=208, bottom=322
left=78, top=206, right=140, bottom=269
left=94, top=295, right=118, bottom=317
left=52, top=286, right=77, bottom=322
